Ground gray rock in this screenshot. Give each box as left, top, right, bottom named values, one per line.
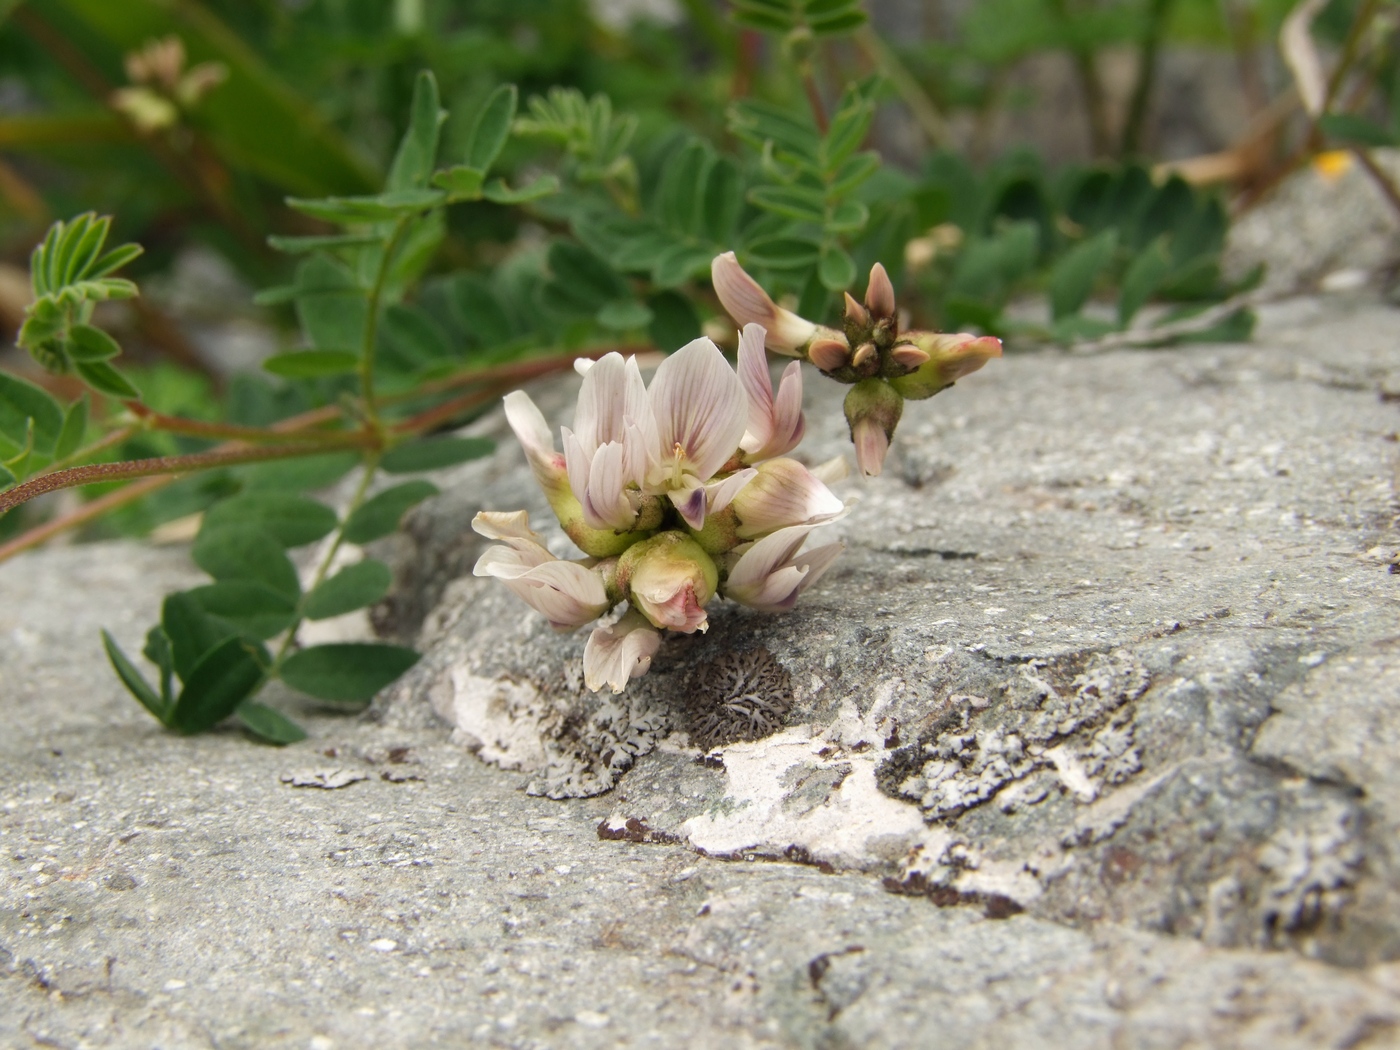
left=3, top=294, right=1400, bottom=1047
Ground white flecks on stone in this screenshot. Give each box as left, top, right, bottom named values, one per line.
left=369, top=938, right=398, bottom=953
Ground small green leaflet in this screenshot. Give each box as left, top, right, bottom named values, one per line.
left=279, top=643, right=420, bottom=704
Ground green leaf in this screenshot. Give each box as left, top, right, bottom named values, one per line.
left=238, top=451, right=359, bottom=492
left=823, top=94, right=874, bottom=172
left=236, top=701, right=306, bottom=745
left=342, top=480, right=439, bottom=543
left=596, top=300, right=654, bottom=332
left=54, top=397, right=88, bottom=461
left=203, top=493, right=338, bottom=548
left=67, top=323, right=121, bottom=362
left=278, top=643, right=419, bottom=704
left=743, top=237, right=821, bottom=270
left=702, top=158, right=744, bottom=244
left=1118, top=239, right=1173, bottom=325
left=252, top=284, right=298, bottom=306
left=303, top=559, right=393, bottom=620
left=749, top=184, right=826, bottom=223
left=75, top=360, right=141, bottom=400
left=267, top=233, right=382, bottom=254
left=465, top=84, right=518, bottom=172
left=430, top=166, right=486, bottom=202
left=387, top=70, right=445, bottom=192
left=162, top=592, right=238, bottom=683
left=1050, top=229, right=1118, bottom=320
left=818, top=244, right=856, bottom=291
left=380, top=304, right=452, bottom=367
left=647, top=290, right=702, bottom=349
left=262, top=350, right=361, bottom=378
left=482, top=175, right=560, bottom=204
left=172, top=636, right=266, bottom=734
left=192, top=526, right=302, bottom=599
left=102, top=630, right=169, bottom=725
left=826, top=199, right=869, bottom=233
left=294, top=256, right=366, bottom=353
left=0, top=371, right=64, bottom=453
left=187, top=581, right=298, bottom=640
left=380, top=437, right=493, bottom=475
left=142, top=626, right=175, bottom=707
left=86, top=243, right=144, bottom=281
left=1318, top=113, right=1398, bottom=148
left=285, top=189, right=445, bottom=224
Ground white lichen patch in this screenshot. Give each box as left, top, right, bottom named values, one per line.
left=679, top=726, right=943, bottom=871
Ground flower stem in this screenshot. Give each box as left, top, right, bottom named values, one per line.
left=361, top=217, right=411, bottom=431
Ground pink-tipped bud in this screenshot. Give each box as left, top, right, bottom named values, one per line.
left=843, top=379, right=904, bottom=478
left=890, top=344, right=931, bottom=370
left=843, top=292, right=870, bottom=329
left=851, top=342, right=877, bottom=371
left=808, top=337, right=851, bottom=372
left=618, top=532, right=719, bottom=634
left=865, top=262, right=896, bottom=321
left=889, top=332, right=1004, bottom=401
left=711, top=252, right=815, bottom=355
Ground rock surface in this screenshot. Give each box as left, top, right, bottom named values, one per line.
left=2, top=293, right=1399, bottom=1047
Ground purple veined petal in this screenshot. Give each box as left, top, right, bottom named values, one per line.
left=667, top=477, right=708, bottom=531
left=572, top=352, right=634, bottom=454
left=621, top=420, right=651, bottom=489
left=561, top=427, right=594, bottom=518
left=586, top=441, right=640, bottom=531
left=768, top=360, right=805, bottom=455
left=649, top=337, right=748, bottom=482
left=852, top=416, right=890, bottom=477
left=706, top=467, right=757, bottom=515
left=473, top=542, right=551, bottom=579
left=724, top=525, right=844, bottom=613
left=738, top=323, right=775, bottom=453
left=726, top=524, right=813, bottom=592
left=732, top=459, right=845, bottom=538
left=583, top=609, right=662, bottom=694
left=515, top=559, right=609, bottom=626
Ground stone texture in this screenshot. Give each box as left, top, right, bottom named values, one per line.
left=2, top=292, right=1399, bottom=1047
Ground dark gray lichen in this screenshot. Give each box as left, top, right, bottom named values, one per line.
left=685, top=648, right=794, bottom=751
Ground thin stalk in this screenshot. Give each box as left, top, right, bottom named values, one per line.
left=0, top=443, right=337, bottom=517
left=40, top=425, right=139, bottom=476
left=268, top=455, right=380, bottom=674
left=0, top=475, right=173, bottom=563
left=853, top=26, right=948, bottom=148
left=1351, top=148, right=1400, bottom=222
left=802, top=68, right=829, bottom=134
left=1324, top=0, right=1382, bottom=112
left=127, top=404, right=354, bottom=444
left=1120, top=0, right=1178, bottom=157
left=361, top=218, right=412, bottom=429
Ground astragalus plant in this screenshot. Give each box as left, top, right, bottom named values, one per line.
left=474, top=324, right=846, bottom=694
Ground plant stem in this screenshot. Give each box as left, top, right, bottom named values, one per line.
left=40, top=425, right=139, bottom=476
left=361, top=217, right=412, bottom=431
left=1324, top=0, right=1382, bottom=112
left=802, top=69, right=829, bottom=134
left=0, top=475, right=173, bottom=563
left=268, top=454, right=380, bottom=674
left=853, top=26, right=948, bottom=148
left=1351, top=148, right=1400, bottom=222
left=1047, top=0, right=1112, bottom=156
left=1120, top=0, right=1177, bottom=157
left=126, top=404, right=353, bottom=444
left=0, top=443, right=345, bottom=518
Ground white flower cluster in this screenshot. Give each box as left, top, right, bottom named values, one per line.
left=473, top=324, right=846, bottom=693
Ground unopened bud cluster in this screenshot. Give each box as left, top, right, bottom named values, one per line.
left=473, top=325, right=846, bottom=695
left=712, top=251, right=1001, bottom=476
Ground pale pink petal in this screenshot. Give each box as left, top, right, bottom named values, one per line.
left=473, top=542, right=550, bottom=578
left=732, top=459, right=844, bottom=538
left=852, top=417, right=889, bottom=477
left=711, top=252, right=813, bottom=355
left=738, top=322, right=776, bottom=451
left=725, top=525, right=813, bottom=594
left=504, top=391, right=563, bottom=483
left=471, top=509, right=543, bottom=544
left=724, top=524, right=844, bottom=613
left=562, top=427, right=594, bottom=519
left=572, top=352, right=640, bottom=454
left=649, top=337, right=748, bottom=482
left=573, top=358, right=595, bottom=376
left=583, top=610, right=662, bottom=694
left=514, top=560, right=609, bottom=627
left=586, top=441, right=638, bottom=531
left=706, top=467, right=757, bottom=515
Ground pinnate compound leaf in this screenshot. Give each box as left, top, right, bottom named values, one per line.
left=279, top=643, right=420, bottom=704
left=142, top=626, right=176, bottom=706
left=342, top=481, right=439, bottom=543
left=818, top=244, right=856, bottom=291
left=431, top=166, right=486, bottom=201
left=380, top=437, right=493, bottom=474
left=163, top=592, right=238, bottom=683
left=192, top=525, right=302, bottom=599
left=172, top=636, right=267, bottom=734
left=236, top=701, right=307, bottom=745
left=262, top=350, right=360, bottom=378
left=267, top=233, right=381, bottom=254
left=465, top=84, right=518, bottom=172
left=187, top=581, right=298, bottom=640
left=303, top=560, right=393, bottom=620
left=285, top=190, right=445, bottom=224
left=1118, top=238, right=1173, bottom=326
left=203, top=493, right=338, bottom=549
left=102, top=630, right=169, bottom=725
left=1050, top=229, right=1118, bottom=320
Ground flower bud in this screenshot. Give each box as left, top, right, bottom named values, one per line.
left=890, top=344, right=931, bottom=370
left=711, top=252, right=816, bottom=356
left=865, top=262, right=896, bottom=321
left=618, top=532, right=719, bottom=634
left=851, top=342, right=877, bottom=373
left=888, top=332, right=1003, bottom=401
left=731, top=457, right=845, bottom=539
left=843, top=292, right=870, bottom=330
left=808, top=337, right=851, bottom=373
left=843, top=379, right=904, bottom=477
